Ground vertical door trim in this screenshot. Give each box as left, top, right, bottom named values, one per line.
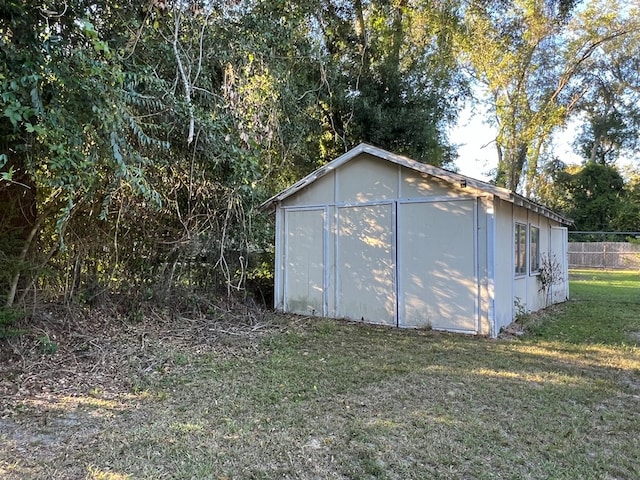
left=322, top=205, right=329, bottom=316
left=274, top=205, right=283, bottom=310
left=473, top=197, right=480, bottom=334
left=392, top=200, right=399, bottom=327
left=486, top=197, right=497, bottom=337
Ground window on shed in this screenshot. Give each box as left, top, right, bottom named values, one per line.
left=515, top=223, right=526, bottom=276
left=530, top=225, right=540, bottom=273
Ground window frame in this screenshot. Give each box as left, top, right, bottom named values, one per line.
left=514, top=222, right=527, bottom=277
left=530, top=224, right=540, bottom=275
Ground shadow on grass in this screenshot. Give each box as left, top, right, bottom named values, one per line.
left=3, top=321, right=639, bottom=480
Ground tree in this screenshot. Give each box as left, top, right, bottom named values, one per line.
left=1, top=1, right=166, bottom=306
left=312, top=0, right=464, bottom=166
left=0, top=0, right=332, bottom=305
left=0, top=0, right=473, bottom=310
left=459, top=0, right=638, bottom=194
left=551, top=162, right=626, bottom=231
left=572, top=3, right=640, bottom=165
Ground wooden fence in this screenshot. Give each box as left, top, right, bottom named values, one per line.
left=568, top=242, right=640, bottom=270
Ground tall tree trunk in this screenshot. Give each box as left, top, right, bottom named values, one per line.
left=589, top=134, right=601, bottom=164
left=389, top=0, right=406, bottom=73
left=354, top=0, right=370, bottom=72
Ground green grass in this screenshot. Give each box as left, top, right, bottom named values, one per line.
left=2, top=271, right=640, bottom=479
left=527, top=269, right=640, bottom=344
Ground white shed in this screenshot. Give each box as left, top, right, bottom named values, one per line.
left=261, top=144, right=571, bottom=337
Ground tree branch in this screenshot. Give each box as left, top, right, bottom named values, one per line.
left=172, top=9, right=195, bottom=144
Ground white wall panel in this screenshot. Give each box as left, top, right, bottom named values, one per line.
left=550, top=226, right=569, bottom=303
left=336, top=204, right=395, bottom=325
left=283, top=171, right=336, bottom=207
left=400, top=171, right=454, bottom=198
left=493, top=199, right=515, bottom=331
left=337, top=155, right=399, bottom=203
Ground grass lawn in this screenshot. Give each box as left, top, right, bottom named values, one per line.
left=1, top=270, right=639, bottom=479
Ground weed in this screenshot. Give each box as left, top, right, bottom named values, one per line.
left=313, top=319, right=338, bottom=335
left=513, top=296, right=527, bottom=320
left=0, top=307, right=25, bottom=338
left=538, top=253, right=564, bottom=307
left=37, top=334, right=59, bottom=354
left=172, top=352, right=189, bottom=366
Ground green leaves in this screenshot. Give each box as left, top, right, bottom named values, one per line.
left=460, top=0, right=640, bottom=195
left=79, top=18, right=111, bottom=56
left=3, top=102, right=34, bottom=128
left=0, top=0, right=463, bottom=304
left=0, top=154, right=12, bottom=182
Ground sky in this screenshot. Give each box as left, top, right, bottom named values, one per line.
left=448, top=106, right=498, bottom=181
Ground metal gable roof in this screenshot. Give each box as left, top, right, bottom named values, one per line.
left=260, top=143, right=572, bottom=226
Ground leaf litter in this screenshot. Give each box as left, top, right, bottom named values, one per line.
left=0, top=302, right=282, bottom=479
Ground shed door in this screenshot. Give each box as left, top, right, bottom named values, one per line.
left=336, top=204, right=395, bottom=325
left=550, top=226, right=569, bottom=303
left=398, top=200, right=478, bottom=332
left=283, top=208, right=326, bottom=316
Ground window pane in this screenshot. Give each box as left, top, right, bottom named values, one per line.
left=515, top=223, right=526, bottom=275
left=530, top=226, right=540, bottom=273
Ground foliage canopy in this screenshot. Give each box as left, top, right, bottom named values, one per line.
left=1, top=0, right=639, bottom=310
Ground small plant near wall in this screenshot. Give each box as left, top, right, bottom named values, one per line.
left=538, top=253, right=564, bottom=307
left=500, top=297, right=529, bottom=337
left=514, top=297, right=527, bottom=321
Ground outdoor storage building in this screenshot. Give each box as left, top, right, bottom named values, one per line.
left=261, top=144, right=572, bottom=337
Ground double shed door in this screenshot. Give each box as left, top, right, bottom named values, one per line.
left=284, top=199, right=479, bottom=333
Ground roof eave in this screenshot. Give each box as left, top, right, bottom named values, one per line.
left=507, top=192, right=573, bottom=226
left=259, top=144, right=369, bottom=212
